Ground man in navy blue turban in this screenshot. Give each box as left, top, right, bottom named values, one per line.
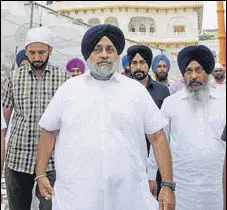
left=81, top=24, right=125, bottom=61
left=178, top=45, right=215, bottom=76
left=81, top=24, right=125, bottom=80
left=16, top=49, right=28, bottom=67
left=36, top=23, right=176, bottom=209
left=147, top=44, right=226, bottom=210
left=177, top=45, right=215, bottom=96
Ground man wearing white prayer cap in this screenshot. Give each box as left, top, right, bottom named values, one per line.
left=25, top=26, right=54, bottom=47
left=2, top=26, right=71, bottom=210
left=210, top=63, right=226, bottom=94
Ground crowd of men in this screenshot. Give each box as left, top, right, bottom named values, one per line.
left=1, top=24, right=226, bottom=210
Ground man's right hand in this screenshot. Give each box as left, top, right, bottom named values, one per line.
left=37, top=177, right=54, bottom=200
left=149, top=180, right=158, bottom=198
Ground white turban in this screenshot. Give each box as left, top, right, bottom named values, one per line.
left=25, top=27, right=54, bottom=47
left=214, top=63, right=223, bottom=70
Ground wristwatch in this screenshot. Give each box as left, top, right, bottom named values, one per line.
left=161, top=181, right=176, bottom=192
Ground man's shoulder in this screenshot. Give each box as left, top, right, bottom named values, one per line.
left=209, top=86, right=226, bottom=100
left=6, top=66, right=25, bottom=79
left=12, top=65, right=27, bottom=73
left=115, top=74, right=151, bottom=99
left=120, top=74, right=148, bottom=91
left=148, top=78, right=170, bottom=98
left=153, top=80, right=169, bottom=91
left=48, top=64, right=71, bottom=76
left=163, top=88, right=182, bottom=104
left=148, top=76, right=168, bottom=89
left=60, top=73, right=86, bottom=87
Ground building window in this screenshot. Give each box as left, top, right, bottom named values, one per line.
left=129, top=17, right=155, bottom=33
left=130, top=24, right=135, bottom=32
left=46, top=1, right=53, bottom=5
left=150, top=24, right=155, bottom=33
left=139, top=24, right=146, bottom=32
left=173, top=25, right=185, bottom=33
left=104, top=17, right=119, bottom=26
left=88, top=18, right=100, bottom=26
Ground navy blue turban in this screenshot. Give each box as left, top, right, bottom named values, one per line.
left=16, top=49, right=27, bottom=67
left=81, top=24, right=125, bottom=60
left=127, top=45, right=153, bottom=69
left=177, top=45, right=215, bottom=75
left=152, top=54, right=171, bottom=73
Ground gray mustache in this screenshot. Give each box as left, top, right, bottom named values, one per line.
left=97, top=59, right=112, bottom=65
left=188, top=79, right=203, bottom=85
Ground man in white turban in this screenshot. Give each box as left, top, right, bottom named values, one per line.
left=2, top=27, right=71, bottom=210
left=210, top=63, right=226, bottom=94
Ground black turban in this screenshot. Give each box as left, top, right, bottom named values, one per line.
left=177, top=45, right=215, bottom=76
left=127, top=45, right=153, bottom=69
left=81, top=24, right=125, bottom=60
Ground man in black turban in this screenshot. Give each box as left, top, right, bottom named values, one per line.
left=127, top=44, right=170, bottom=107
left=127, top=44, right=170, bottom=197
left=127, top=45, right=153, bottom=81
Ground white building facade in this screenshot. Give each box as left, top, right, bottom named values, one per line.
left=1, top=1, right=204, bottom=80
left=46, top=1, right=204, bottom=54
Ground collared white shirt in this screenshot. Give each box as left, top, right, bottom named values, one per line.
left=160, top=86, right=226, bottom=210
left=39, top=72, right=167, bottom=210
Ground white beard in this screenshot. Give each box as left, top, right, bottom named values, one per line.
left=87, top=58, right=120, bottom=80
left=186, top=82, right=210, bottom=111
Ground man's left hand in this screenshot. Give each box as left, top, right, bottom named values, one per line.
left=158, top=186, right=175, bottom=210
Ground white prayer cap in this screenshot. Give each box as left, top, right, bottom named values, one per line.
left=25, top=27, right=54, bottom=47
left=214, top=63, right=223, bottom=69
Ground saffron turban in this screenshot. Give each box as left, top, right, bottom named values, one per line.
left=127, top=45, right=153, bottom=69
left=16, top=49, right=27, bottom=67
left=177, top=45, right=215, bottom=75
left=81, top=24, right=125, bottom=60
left=66, top=58, right=85, bottom=73
left=25, top=27, right=54, bottom=47
left=121, top=55, right=129, bottom=69
left=152, top=54, right=171, bottom=73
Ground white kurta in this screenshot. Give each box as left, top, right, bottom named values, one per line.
left=39, top=73, right=168, bottom=210
left=159, top=87, right=226, bottom=210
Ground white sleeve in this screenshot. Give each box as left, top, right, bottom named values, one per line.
left=1, top=102, right=7, bottom=130
left=143, top=89, right=168, bottom=135
left=39, top=85, right=64, bottom=131
left=160, top=99, right=170, bottom=142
